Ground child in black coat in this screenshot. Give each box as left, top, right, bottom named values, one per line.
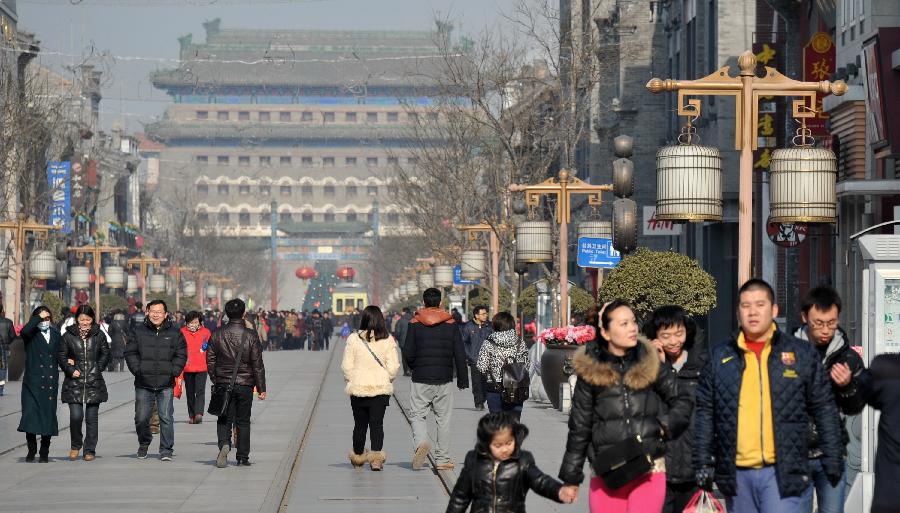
left=446, top=412, right=578, bottom=513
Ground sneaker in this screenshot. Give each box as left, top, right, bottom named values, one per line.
left=435, top=461, right=456, bottom=471
left=237, top=458, right=251, bottom=467
left=160, top=454, right=173, bottom=462
left=412, top=442, right=430, bottom=471
left=475, top=404, right=485, bottom=411
left=137, top=446, right=149, bottom=459
left=216, top=445, right=230, bottom=468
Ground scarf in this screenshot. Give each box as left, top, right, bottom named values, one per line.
left=475, top=329, right=529, bottom=384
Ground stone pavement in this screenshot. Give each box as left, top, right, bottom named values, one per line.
left=280, top=339, right=449, bottom=513
left=394, top=376, right=591, bottom=512
left=0, top=349, right=330, bottom=513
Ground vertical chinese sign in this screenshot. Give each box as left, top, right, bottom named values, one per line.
left=802, top=32, right=836, bottom=138
left=47, top=161, right=72, bottom=234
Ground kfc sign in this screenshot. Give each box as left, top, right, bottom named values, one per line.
left=766, top=218, right=808, bottom=248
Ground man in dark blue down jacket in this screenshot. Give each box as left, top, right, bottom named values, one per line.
left=404, top=287, right=468, bottom=471
left=693, top=279, right=843, bottom=513
left=460, top=305, right=492, bottom=410
left=125, top=300, right=187, bottom=461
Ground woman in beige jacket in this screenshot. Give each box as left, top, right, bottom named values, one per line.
left=341, top=305, right=401, bottom=471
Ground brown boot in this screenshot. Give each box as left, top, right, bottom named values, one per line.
left=349, top=450, right=368, bottom=469
left=69, top=449, right=79, bottom=461
left=368, top=451, right=386, bottom=471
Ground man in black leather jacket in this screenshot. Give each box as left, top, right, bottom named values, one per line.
left=124, top=300, right=187, bottom=461
left=0, top=305, right=15, bottom=396
left=207, top=299, right=266, bottom=468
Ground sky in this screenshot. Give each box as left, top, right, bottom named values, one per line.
left=16, top=0, right=516, bottom=132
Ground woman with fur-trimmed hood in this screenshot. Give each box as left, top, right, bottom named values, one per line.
left=558, top=300, right=693, bottom=513
left=341, top=306, right=400, bottom=471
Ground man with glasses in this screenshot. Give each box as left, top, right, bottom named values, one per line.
left=460, top=305, right=492, bottom=411
left=793, top=286, right=866, bottom=513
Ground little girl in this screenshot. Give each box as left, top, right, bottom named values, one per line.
left=446, top=412, right=578, bottom=513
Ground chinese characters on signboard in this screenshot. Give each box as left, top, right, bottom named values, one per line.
left=802, top=32, right=836, bottom=137
left=47, top=161, right=72, bottom=234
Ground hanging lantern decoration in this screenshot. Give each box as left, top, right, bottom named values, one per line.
left=460, top=250, right=487, bottom=280
left=336, top=266, right=356, bottom=282
left=223, top=288, right=234, bottom=301
left=104, top=266, right=126, bottom=289
left=419, top=272, right=434, bottom=290
left=655, top=121, right=723, bottom=222
left=205, top=284, right=218, bottom=299
left=29, top=250, right=56, bottom=279
left=577, top=221, right=612, bottom=240
left=148, top=274, right=166, bottom=293
left=399, top=284, right=409, bottom=297
left=126, top=274, right=139, bottom=293
left=433, top=265, right=454, bottom=287
left=70, top=266, right=91, bottom=289
left=183, top=280, right=197, bottom=297
left=515, top=221, right=553, bottom=263
left=55, top=261, right=68, bottom=284
left=295, top=266, right=317, bottom=280
left=769, top=117, right=837, bottom=223
left=0, top=250, right=9, bottom=280
left=406, top=279, right=420, bottom=296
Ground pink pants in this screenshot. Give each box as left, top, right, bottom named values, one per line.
left=589, top=472, right=666, bottom=513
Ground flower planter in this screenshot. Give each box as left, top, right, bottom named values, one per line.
left=540, top=345, right=580, bottom=410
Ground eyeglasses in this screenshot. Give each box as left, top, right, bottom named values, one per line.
left=810, top=320, right=838, bottom=330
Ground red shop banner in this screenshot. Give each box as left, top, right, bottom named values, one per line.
left=802, top=32, right=836, bottom=136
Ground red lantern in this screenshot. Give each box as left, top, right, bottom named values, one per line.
left=295, top=266, right=316, bottom=280
left=336, top=266, right=356, bottom=281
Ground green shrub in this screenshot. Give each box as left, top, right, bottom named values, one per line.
left=598, top=248, right=717, bottom=319
left=517, top=283, right=595, bottom=317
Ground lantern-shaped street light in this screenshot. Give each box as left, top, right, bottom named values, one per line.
left=654, top=120, right=724, bottom=223
left=433, top=265, right=454, bottom=288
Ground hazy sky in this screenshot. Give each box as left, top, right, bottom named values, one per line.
left=17, top=0, right=516, bottom=132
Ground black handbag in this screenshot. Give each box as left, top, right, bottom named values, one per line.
left=207, top=331, right=248, bottom=417
left=592, top=395, right=653, bottom=489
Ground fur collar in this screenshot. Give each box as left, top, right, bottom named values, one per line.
left=572, top=334, right=660, bottom=390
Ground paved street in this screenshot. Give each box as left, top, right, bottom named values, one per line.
left=0, top=350, right=330, bottom=513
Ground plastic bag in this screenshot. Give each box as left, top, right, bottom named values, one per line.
left=683, top=490, right=724, bottom=513
left=340, top=323, right=351, bottom=338
left=174, top=373, right=184, bottom=399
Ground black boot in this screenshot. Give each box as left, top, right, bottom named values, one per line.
left=25, top=434, right=37, bottom=462
left=38, top=436, right=51, bottom=463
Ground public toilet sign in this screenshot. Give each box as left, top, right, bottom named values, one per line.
left=453, top=264, right=480, bottom=285
left=577, top=237, right=621, bottom=269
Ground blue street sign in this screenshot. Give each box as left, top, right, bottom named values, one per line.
left=453, top=264, right=480, bottom=285
left=577, top=237, right=621, bottom=269
left=47, top=161, right=72, bottom=234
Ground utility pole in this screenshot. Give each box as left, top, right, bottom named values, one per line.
left=270, top=199, right=278, bottom=310
left=126, top=254, right=165, bottom=306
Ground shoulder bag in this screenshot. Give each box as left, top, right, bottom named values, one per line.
left=207, top=330, right=248, bottom=417
left=591, top=389, right=653, bottom=489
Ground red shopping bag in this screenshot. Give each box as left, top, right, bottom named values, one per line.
left=683, top=490, right=724, bottom=513
left=174, top=372, right=184, bottom=399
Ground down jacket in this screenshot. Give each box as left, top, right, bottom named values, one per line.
left=341, top=331, right=401, bottom=397
left=124, top=318, right=188, bottom=390
left=206, top=319, right=266, bottom=392
left=663, top=336, right=708, bottom=484
left=558, top=336, right=692, bottom=485
left=403, top=308, right=468, bottom=388
left=692, top=328, right=843, bottom=497
left=447, top=449, right=562, bottom=513
left=57, top=323, right=110, bottom=404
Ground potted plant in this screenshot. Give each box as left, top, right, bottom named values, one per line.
left=536, top=325, right=596, bottom=409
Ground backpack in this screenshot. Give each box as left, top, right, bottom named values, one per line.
left=500, top=358, right=530, bottom=404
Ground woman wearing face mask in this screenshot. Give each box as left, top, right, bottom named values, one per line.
left=558, top=299, right=694, bottom=513
left=181, top=311, right=211, bottom=424
left=18, top=306, right=62, bottom=462
left=57, top=304, right=110, bottom=461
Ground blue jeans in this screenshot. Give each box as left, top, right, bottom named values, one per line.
left=726, top=466, right=802, bottom=513
left=135, top=387, right=174, bottom=456
left=485, top=391, right=523, bottom=420
left=799, top=459, right=846, bottom=513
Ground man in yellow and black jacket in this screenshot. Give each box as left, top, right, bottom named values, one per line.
left=692, top=279, right=843, bottom=513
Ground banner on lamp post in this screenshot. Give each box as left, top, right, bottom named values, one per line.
left=47, top=161, right=72, bottom=233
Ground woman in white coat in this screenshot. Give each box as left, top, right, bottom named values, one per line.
left=341, top=305, right=400, bottom=471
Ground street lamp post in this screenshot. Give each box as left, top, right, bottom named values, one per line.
left=0, top=217, right=59, bottom=323
left=646, top=50, right=847, bottom=286
left=169, top=264, right=193, bottom=312
left=270, top=199, right=278, bottom=310
left=67, top=244, right=127, bottom=317
left=510, top=170, right=613, bottom=326
left=126, top=254, right=165, bottom=306
left=457, top=223, right=503, bottom=316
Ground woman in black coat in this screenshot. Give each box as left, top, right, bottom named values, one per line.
left=56, top=304, right=110, bottom=461
left=860, top=353, right=900, bottom=513
left=643, top=305, right=707, bottom=513
left=558, top=300, right=693, bottom=513
left=17, top=306, right=61, bottom=462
